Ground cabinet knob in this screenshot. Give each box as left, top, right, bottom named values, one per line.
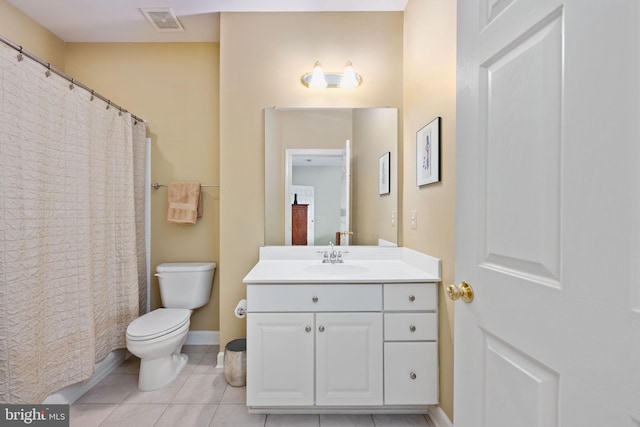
left=318, top=326, right=325, bottom=332
left=409, top=325, right=416, bottom=332
left=312, top=296, right=319, bottom=303
left=409, top=295, right=416, bottom=302
left=410, top=372, right=417, bottom=380
left=305, top=326, right=311, bottom=333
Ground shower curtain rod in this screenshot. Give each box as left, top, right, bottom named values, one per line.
left=0, top=35, right=146, bottom=124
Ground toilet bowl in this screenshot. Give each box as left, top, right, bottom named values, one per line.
left=126, top=262, right=215, bottom=391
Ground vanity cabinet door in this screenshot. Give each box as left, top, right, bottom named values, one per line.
left=247, top=313, right=314, bottom=407
left=384, top=342, right=438, bottom=405
left=315, top=312, right=383, bottom=406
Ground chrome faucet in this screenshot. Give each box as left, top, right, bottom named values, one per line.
left=322, top=241, right=344, bottom=263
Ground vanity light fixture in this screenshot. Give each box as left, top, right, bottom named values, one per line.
left=308, top=61, right=328, bottom=88
left=301, top=60, right=363, bottom=89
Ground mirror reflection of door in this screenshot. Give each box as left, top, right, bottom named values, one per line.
left=341, top=140, right=351, bottom=246
left=285, top=148, right=349, bottom=246
left=265, top=107, right=398, bottom=246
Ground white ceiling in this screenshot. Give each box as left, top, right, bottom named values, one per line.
left=8, top=0, right=408, bottom=43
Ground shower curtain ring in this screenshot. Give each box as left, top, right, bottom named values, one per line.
left=45, top=64, right=51, bottom=78
left=17, top=47, right=23, bottom=62
left=90, top=90, right=95, bottom=101
left=69, top=78, right=74, bottom=90
left=106, top=101, right=111, bottom=110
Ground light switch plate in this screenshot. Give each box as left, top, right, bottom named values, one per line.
left=411, top=210, right=417, bottom=229
left=391, top=210, right=396, bottom=227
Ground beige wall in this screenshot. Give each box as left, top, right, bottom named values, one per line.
left=0, top=0, right=65, bottom=69
left=403, top=0, right=457, bottom=421
left=219, top=11, right=403, bottom=347
left=64, top=43, right=220, bottom=332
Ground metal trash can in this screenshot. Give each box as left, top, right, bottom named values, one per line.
left=224, top=338, right=246, bottom=387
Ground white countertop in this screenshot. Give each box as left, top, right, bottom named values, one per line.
left=243, top=246, right=441, bottom=284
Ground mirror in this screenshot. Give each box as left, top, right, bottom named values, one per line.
left=265, top=107, right=398, bottom=246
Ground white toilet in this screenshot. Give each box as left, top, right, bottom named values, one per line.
left=126, top=262, right=216, bottom=391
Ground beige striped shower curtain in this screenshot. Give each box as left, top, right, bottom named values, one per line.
left=0, top=42, right=147, bottom=403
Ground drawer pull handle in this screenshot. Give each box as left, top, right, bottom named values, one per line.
left=409, top=295, right=416, bottom=302
left=409, top=325, right=416, bottom=332
left=312, top=296, right=319, bottom=303
left=305, top=326, right=311, bottom=333
left=318, top=326, right=325, bottom=332
left=410, top=372, right=417, bottom=380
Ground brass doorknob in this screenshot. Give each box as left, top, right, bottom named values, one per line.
left=447, top=282, right=474, bottom=303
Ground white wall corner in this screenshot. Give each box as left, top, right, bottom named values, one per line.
left=428, top=405, right=453, bottom=427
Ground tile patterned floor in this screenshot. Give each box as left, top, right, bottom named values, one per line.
left=70, top=345, right=435, bottom=427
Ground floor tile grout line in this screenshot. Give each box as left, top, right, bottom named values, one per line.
left=149, top=402, right=172, bottom=427
left=93, top=403, right=119, bottom=427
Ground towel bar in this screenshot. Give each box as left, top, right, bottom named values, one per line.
left=151, top=183, right=219, bottom=190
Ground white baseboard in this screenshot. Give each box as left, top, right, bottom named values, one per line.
left=428, top=405, right=453, bottom=427
left=216, top=351, right=225, bottom=368
left=185, top=330, right=219, bottom=346
left=42, top=349, right=127, bottom=405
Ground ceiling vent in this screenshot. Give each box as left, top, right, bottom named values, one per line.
left=140, top=8, right=184, bottom=32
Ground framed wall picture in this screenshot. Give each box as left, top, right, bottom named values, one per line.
left=378, top=151, right=391, bottom=195
left=416, top=117, right=441, bottom=186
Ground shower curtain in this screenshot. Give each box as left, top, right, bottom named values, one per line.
left=0, top=43, right=147, bottom=403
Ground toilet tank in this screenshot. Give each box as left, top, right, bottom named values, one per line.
left=156, top=262, right=216, bottom=309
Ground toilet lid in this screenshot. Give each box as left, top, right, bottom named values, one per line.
left=127, top=308, right=190, bottom=341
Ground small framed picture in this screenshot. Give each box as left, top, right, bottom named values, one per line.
left=378, top=151, right=391, bottom=195
left=416, top=117, right=441, bottom=186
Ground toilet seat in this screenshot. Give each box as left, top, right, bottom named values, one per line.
left=127, top=308, right=191, bottom=341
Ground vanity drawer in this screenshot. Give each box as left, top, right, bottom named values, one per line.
left=384, top=342, right=438, bottom=405
left=247, top=284, right=382, bottom=312
left=384, top=313, right=437, bottom=341
left=383, top=283, right=437, bottom=311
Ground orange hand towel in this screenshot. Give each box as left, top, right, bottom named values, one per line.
left=167, top=182, right=202, bottom=224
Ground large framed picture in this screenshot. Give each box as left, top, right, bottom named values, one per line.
left=378, top=151, right=391, bottom=195
left=416, top=117, right=441, bottom=186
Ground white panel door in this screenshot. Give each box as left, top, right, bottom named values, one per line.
left=315, top=312, right=383, bottom=406
left=246, top=313, right=314, bottom=406
left=456, top=0, right=640, bottom=425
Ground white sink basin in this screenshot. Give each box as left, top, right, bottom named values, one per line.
left=304, top=263, right=370, bottom=276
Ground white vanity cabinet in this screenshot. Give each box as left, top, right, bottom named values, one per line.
left=245, top=281, right=438, bottom=412
left=246, top=284, right=383, bottom=408
left=383, top=283, right=438, bottom=405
